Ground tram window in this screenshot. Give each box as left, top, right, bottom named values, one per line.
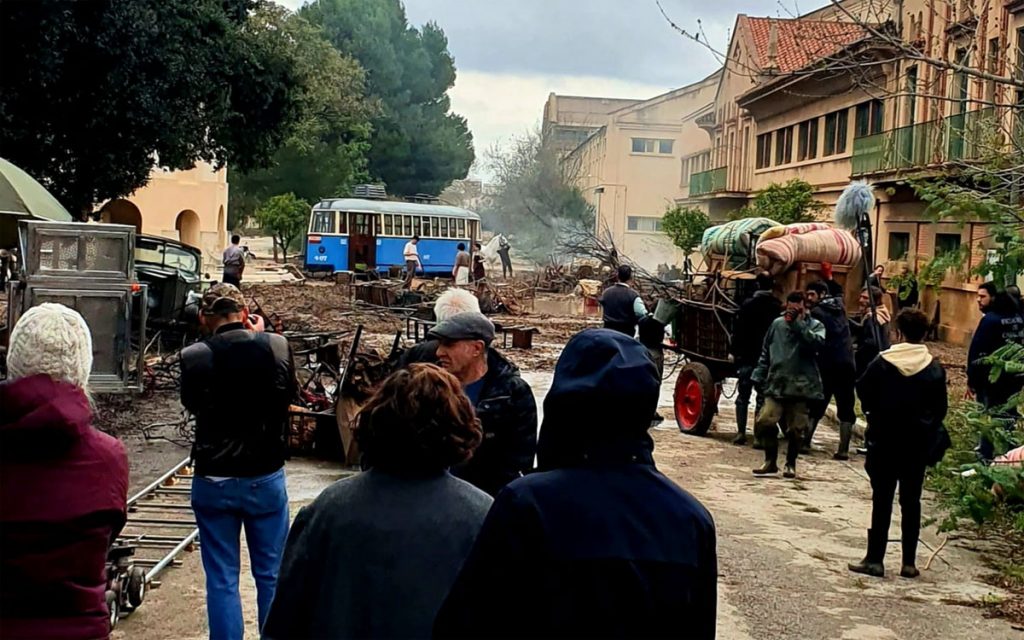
left=431, top=217, right=440, bottom=237
left=457, top=219, right=466, bottom=238
left=383, top=214, right=393, bottom=236
left=439, top=217, right=448, bottom=237
left=403, top=215, right=413, bottom=236
left=310, top=210, right=335, bottom=234
left=422, top=217, right=431, bottom=237
left=338, top=212, right=348, bottom=234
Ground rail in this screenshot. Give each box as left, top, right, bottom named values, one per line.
left=689, top=166, right=728, bottom=197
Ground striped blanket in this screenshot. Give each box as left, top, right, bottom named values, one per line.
left=755, top=228, right=862, bottom=275
left=700, top=217, right=779, bottom=259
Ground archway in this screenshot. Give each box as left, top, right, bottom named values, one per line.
left=99, top=199, right=143, bottom=234
left=175, top=210, right=201, bottom=248
left=217, top=205, right=226, bottom=249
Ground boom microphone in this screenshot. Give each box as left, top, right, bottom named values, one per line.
left=834, top=181, right=875, bottom=231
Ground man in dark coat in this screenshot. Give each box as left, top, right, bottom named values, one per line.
left=430, top=312, right=538, bottom=496
left=850, top=286, right=892, bottom=378
left=849, top=309, right=949, bottom=579
left=805, top=278, right=858, bottom=459
left=969, top=282, right=1024, bottom=460
left=729, top=274, right=782, bottom=445
left=399, top=289, right=481, bottom=367
left=598, top=264, right=647, bottom=336
left=434, top=329, right=717, bottom=639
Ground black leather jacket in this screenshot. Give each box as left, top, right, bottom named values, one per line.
left=181, top=323, right=297, bottom=477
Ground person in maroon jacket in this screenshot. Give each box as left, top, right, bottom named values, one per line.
left=1, top=303, right=129, bottom=639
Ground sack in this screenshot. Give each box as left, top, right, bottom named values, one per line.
left=700, top=217, right=779, bottom=259
left=755, top=228, right=862, bottom=275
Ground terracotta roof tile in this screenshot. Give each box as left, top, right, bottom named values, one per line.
left=745, top=17, right=869, bottom=74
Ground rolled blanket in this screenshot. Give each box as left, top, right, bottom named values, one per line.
left=759, top=222, right=832, bottom=241
left=700, top=217, right=779, bottom=259
left=755, top=228, right=862, bottom=275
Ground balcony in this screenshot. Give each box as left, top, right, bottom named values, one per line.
left=689, top=166, right=728, bottom=196
left=851, top=108, right=1000, bottom=176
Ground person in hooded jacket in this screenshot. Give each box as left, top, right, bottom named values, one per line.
left=849, top=309, right=949, bottom=579
left=729, top=273, right=783, bottom=445
left=804, top=276, right=858, bottom=460
left=433, top=329, right=717, bottom=639
left=1, top=303, right=129, bottom=639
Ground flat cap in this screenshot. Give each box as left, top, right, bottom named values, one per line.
left=201, top=283, right=246, bottom=316
left=428, top=311, right=495, bottom=344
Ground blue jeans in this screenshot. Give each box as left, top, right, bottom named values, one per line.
left=191, top=468, right=289, bottom=640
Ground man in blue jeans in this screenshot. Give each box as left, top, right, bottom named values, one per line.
left=181, top=284, right=297, bottom=639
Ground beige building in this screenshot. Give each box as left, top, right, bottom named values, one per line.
left=683, top=2, right=1024, bottom=344
left=542, top=94, right=644, bottom=155
left=560, top=72, right=720, bottom=273
left=98, top=162, right=228, bottom=272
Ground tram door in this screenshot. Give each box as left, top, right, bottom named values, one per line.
left=348, top=212, right=376, bottom=272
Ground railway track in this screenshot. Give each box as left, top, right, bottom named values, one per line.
left=109, top=456, right=199, bottom=627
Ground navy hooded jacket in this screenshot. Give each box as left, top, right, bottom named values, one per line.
left=434, top=329, right=717, bottom=639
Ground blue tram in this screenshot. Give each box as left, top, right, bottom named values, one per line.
left=304, top=198, right=481, bottom=275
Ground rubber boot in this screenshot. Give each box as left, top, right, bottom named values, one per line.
left=802, top=419, right=819, bottom=454
left=784, top=432, right=799, bottom=478
left=752, top=439, right=779, bottom=475
left=833, top=422, right=854, bottom=460
left=900, top=526, right=921, bottom=578
left=733, top=403, right=748, bottom=445
left=848, top=529, right=886, bottom=577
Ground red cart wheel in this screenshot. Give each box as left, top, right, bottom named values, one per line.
left=674, top=362, right=717, bottom=435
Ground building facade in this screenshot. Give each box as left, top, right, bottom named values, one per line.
left=97, top=163, right=229, bottom=273
left=681, top=1, right=1023, bottom=343
left=560, top=73, right=720, bottom=273
left=542, top=94, right=644, bottom=156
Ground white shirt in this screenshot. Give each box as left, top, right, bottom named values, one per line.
left=403, top=242, right=419, bottom=261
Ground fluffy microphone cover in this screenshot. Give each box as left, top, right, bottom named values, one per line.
left=834, top=181, right=875, bottom=231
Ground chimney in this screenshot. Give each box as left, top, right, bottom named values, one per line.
left=766, top=22, right=779, bottom=70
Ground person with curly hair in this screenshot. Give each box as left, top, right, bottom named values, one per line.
left=262, top=364, right=492, bottom=639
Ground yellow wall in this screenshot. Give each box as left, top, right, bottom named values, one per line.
left=98, top=163, right=228, bottom=273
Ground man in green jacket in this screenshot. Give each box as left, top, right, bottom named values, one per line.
left=751, top=291, right=825, bottom=478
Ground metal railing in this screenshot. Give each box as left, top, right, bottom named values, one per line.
left=689, top=166, right=728, bottom=196
left=851, top=108, right=1001, bottom=175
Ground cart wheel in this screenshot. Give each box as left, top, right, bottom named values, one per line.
left=674, top=362, right=717, bottom=435
left=106, top=590, right=120, bottom=630
left=127, top=566, right=147, bottom=608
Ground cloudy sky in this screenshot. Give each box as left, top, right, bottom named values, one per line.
left=282, top=0, right=829, bottom=178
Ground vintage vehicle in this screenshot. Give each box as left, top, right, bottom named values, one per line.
left=3, top=220, right=147, bottom=393
left=664, top=253, right=863, bottom=436
left=134, top=234, right=204, bottom=333
left=305, top=187, right=481, bottom=276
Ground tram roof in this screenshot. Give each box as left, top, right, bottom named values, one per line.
left=313, top=198, right=481, bottom=221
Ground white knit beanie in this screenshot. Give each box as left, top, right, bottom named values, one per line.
left=7, top=303, right=94, bottom=389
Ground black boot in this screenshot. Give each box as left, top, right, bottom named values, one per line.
left=833, top=422, right=854, bottom=460
left=784, top=432, right=799, bottom=478
left=901, top=524, right=921, bottom=578
left=848, top=528, right=886, bottom=577
left=753, top=439, right=779, bottom=475
left=733, top=403, right=748, bottom=445
left=802, top=420, right=819, bottom=454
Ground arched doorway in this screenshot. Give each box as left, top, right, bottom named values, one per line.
left=99, top=199, right=143, bottom=234
left=217, top=205, right=226, bottom=248
left=175, top=210, right=201, bottom=248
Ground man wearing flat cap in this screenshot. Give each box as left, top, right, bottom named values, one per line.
left=179, top=283, right=297, bottom=638
left=429, top=311, right=538, bottom=496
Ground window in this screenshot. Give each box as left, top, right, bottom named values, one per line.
left=383, top=214, right=394, bottom=235
left=774, top=127, right=793, bottom=165
left=457, top=219, right=466, bottom=238
left=626, top=216, right=664, bottom=232
left=986, top=37, right=1000, bottom=104
left=935, top=233, right=962, bottom=256
left=338, top=212, right=348, bottom=234
left=888, top=232, right=910, bottom=260
left=310, top=210, right=335, bottom=234
left=403, top=215, right=413, bottom=236
left=421, top=217, right=431, bottom=237
left=431, top=217, right=440, bottom=237
left=755, top=133, right=772, bottom=169
left=854, top=100, right=884, bottom=138
left=797, top=118, right=819, bottom=161
left=440, top=217, right=449, bottom=238
left=824, top=108, right=849, bottom=155
left=905, top=66, right=918, bottom=126
left=631, top=138, right=674, bottom=154
left=953, top=48, right=970, bottom=115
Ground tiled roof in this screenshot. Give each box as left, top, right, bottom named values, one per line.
left=745, top=17, right=869, bottom=73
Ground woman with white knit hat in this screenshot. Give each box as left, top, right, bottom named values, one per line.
left=1, top=303, right=129, bottom=639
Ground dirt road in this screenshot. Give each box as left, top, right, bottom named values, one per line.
left=114, top=364, right=1017, bottom=639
